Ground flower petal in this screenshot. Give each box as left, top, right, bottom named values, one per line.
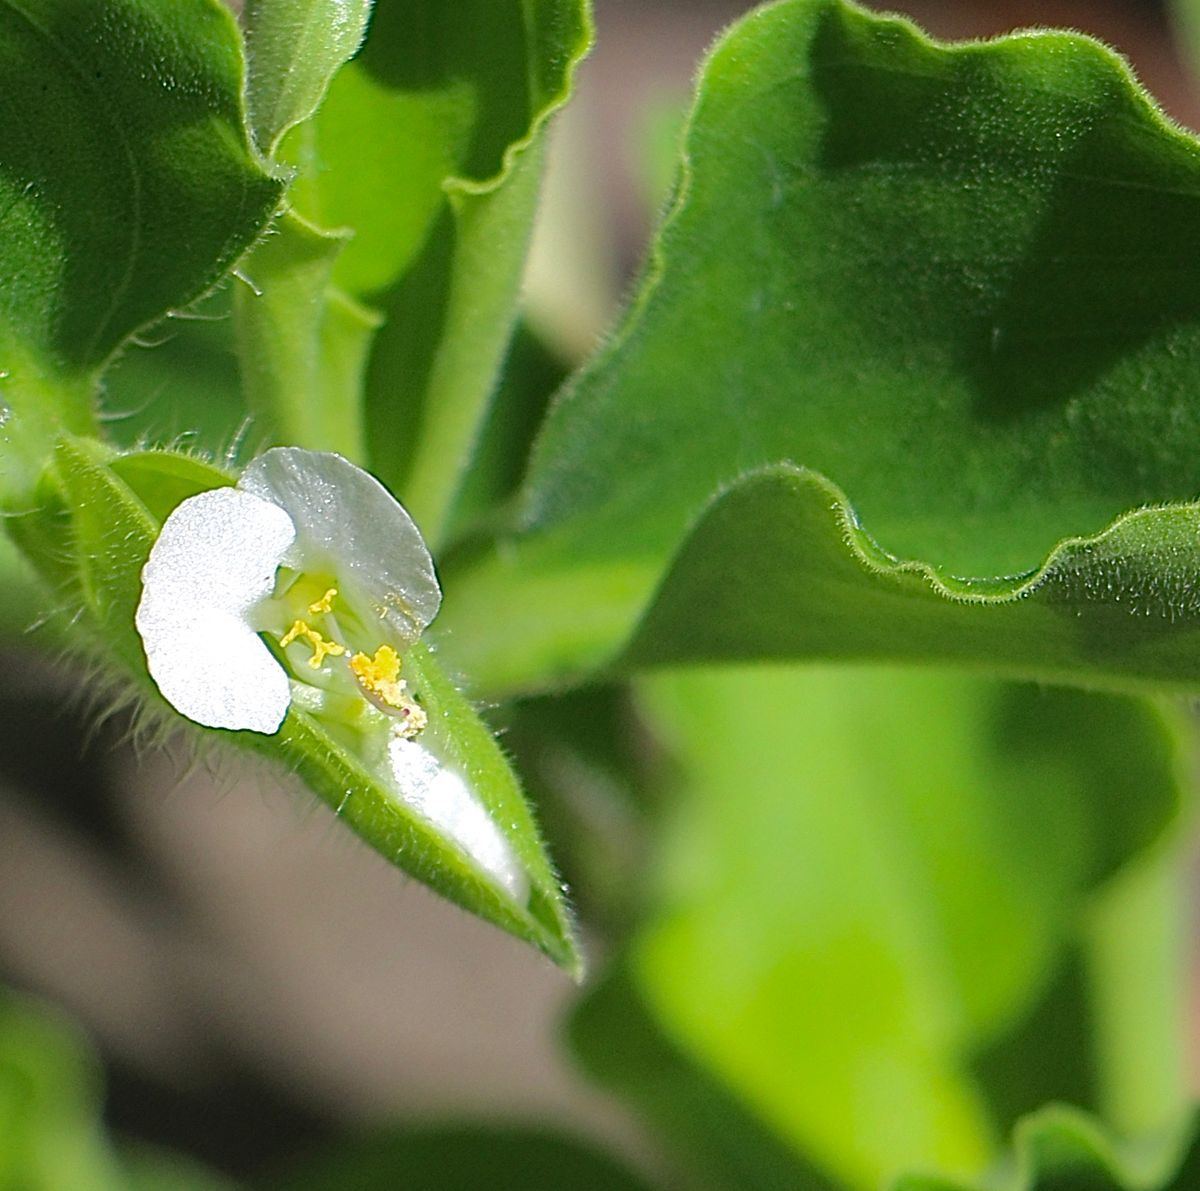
left=239, top=448, right=441, bottom=646
left=135, top=487, right=296, bottom=733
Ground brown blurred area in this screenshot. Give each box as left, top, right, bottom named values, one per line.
left=1, top=0, right=1197, bottom=1180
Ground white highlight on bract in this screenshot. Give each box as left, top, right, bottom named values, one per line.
left=387, top=738, right=528, bottom=902
left=135, top=486, right=296, bottom=733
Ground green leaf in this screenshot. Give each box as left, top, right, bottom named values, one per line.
left=0, top=991, right=127, bottom=1191
left=283, top=0, right=593, bottom=542
left=600, top=666, right=1188, bottom=1190
left=0, top=0, right=282, bottom=501
left=893, top=1105, right=1199, bottom=1191
left=619, top=470, right=1200, bottom=695
left=438, top=0, right=1200, bottom=695
left=571, top=967, right=842, bottom=1191
left=26, top=441, right=579, bottom=973
left=242, top=0, right=371, bottom=157
left=100, top=287, right=248, bottom=459
left=266, top=1124, right=656, bottom=1191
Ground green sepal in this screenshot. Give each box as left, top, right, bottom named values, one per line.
left=255, top=643, right=580, bottom=975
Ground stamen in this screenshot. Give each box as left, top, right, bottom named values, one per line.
left=280, top=619, right=346, bottom=668
left=349, top=644, right=403, bottom=702
left=308, top=588, right=337, bottom=615
left=350, top=644, right=428, bottom=737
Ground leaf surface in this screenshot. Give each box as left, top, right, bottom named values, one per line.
left=574, top=665, right=1190, bottom=1189
left=438, top=0, right=1200, bottom=695
left=0, top=0, right=281, bottom=500
left=281, top=0, right=592, bottom=540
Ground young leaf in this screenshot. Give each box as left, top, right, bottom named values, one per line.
left=0, top=0, right=282, bottom=501
left=281, top=0, right=593, bottom=542
left=597, top=666, right=1188, bottom=1189
left=571, top=967, right=841, bottom=1191
left=437, top=0, right=1200, bottom=696
left=242, top=0, right=372, bottom=157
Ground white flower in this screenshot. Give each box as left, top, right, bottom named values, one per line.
left=134, top=447, right=527, bottom=900
left=135, top=447, right=440, bottom=734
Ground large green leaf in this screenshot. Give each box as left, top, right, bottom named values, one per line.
left=571, top=967, right=842, bottom=1191
left=438, top=0, right=1200, bottom=696
left=586, top=665, right=1189, bottom=1190
left=0, top=0, right=281, bottom=502
left=573, top=978, right=1200, bottom=1191
left=30, top=440, right=579, bottom=973
left=277, top=0, right=592, bottom=541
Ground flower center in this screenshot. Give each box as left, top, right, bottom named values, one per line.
left=274, top=587, right=427, bottom=739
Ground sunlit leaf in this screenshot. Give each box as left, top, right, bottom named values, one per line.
left=0, top=0, right=281, bottom=501
left=571, top=665, right=1189, bottom=1189
left=439, top=0, right=1200, bottom=696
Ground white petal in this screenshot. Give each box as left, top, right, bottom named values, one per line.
left=135, top=487, right=296, bottom=733
left=239, top=448, right=440, bottom=646
left=387, top=737, right=528, bottom=903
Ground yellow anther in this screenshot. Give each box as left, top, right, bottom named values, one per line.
left=279, top=619, right=345, bottom=669
left=308, top=588, right=337, bottom=615
left=308, top=633, right=345, bottom=668
left=349, top=644, right=404, bottom=704
left=349, top=644, right=426, bottom=737
left=279, top=620, right=306, bottom=649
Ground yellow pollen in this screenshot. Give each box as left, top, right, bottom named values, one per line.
left=279, top=619, right=345, bottom=668
left=308, top=588, right=337, bottom=615
left=349, top=644, right=404, bottom=704
left=349, top=645, right=427, bottom=737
